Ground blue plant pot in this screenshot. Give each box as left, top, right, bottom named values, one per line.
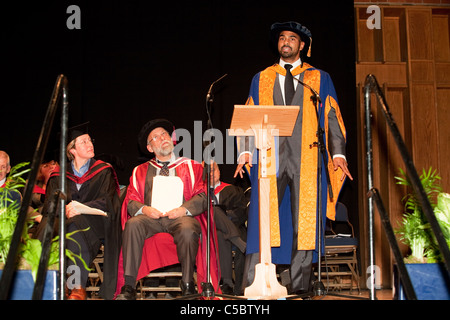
left=395, top=263, right=450, bottom=300
left=0, top=269, right=58, bottom=300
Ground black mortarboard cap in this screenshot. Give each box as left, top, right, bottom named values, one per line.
left=138, top=118, right=174, bottom=155
left=68, top=122, right=89, bottom=142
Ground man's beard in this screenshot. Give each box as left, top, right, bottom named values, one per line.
left=279, top=45, right=297, bottom=59
left=154, top=140, right=174, bottom=157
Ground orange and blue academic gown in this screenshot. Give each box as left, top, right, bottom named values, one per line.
left=241, top=63, right=348, bottom=263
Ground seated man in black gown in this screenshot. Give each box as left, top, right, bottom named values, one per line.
left=36, top=123, right=122, bottom=300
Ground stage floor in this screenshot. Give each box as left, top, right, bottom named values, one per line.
left=89, top=289, right=394, bottom=300
left=312, top=289, right=392, bottom=300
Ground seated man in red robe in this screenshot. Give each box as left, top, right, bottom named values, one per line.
left=116, top=119, right=219, bottom=300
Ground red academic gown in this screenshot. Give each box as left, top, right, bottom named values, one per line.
left=115, top=158, right=220, bottom=297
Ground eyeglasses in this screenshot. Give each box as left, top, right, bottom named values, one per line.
left=75, top=138, right=95, bottom=146
left=148, top=131, right=169, bottom=144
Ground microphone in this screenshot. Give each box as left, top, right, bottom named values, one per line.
left=206, top=73, right=228, bottom=103
left=293, top=77, right=321, bottom=104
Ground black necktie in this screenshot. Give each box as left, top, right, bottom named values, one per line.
left=210, top=187, right=218, bottom=205
left=284, top=64, right=295, bottom=105
left=159, top=162, right=170, bottom=176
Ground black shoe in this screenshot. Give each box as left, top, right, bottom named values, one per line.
left=291, top=289, right=313, bottom=299
left=116, top=285, right=137, bottom=300
left=180, top=281, right=197, bottom=296
left=220, top=283, right=234, bottom=295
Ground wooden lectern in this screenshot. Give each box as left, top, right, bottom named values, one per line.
left=229, top=105, right=299, bottom=299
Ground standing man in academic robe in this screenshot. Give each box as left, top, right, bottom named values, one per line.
left=35, top=123, right=122, bottom=300
left=234, top=21, right=353, bottom=295
left=116, top=119, right=220, bottom=300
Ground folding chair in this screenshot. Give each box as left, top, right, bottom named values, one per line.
left=321, top=202, right=361, bottom=293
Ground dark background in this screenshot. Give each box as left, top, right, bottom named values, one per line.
left=2, top=0, right=357, bottom=221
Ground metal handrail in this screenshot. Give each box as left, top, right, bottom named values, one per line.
left=0, top=74, right=68, bottom=300
left=363, top=74, right=450, bottom=300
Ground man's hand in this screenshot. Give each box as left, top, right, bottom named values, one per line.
left=234, top=153, right=252, bottom=178
left=66, top=202, right=81, bottom=219
left=142, top=206, right=164, bottom=219
left=333, top=157, right=353, bottom=181
left=166, top=207, right=187, bottom=219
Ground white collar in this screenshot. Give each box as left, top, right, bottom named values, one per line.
left=155, top=153, right=176, bottom=164
left=279, top=58, right=302, bottom=70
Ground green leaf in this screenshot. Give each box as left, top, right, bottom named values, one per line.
left=395, top=166, right=445, bottom=263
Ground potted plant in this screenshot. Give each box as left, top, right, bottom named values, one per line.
left=0, top=162, right=87, bottom=300
left=394, top=167, right=450, bottom=300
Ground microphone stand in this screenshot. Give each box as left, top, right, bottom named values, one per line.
left=290, top=78, right=367, bottom=300
left=292, top=78, right=331, bottom=298
left=178, top=74, right=244, bottom=300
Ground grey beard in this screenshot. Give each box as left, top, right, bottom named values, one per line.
left=157, top=143, right=174, bottom=157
